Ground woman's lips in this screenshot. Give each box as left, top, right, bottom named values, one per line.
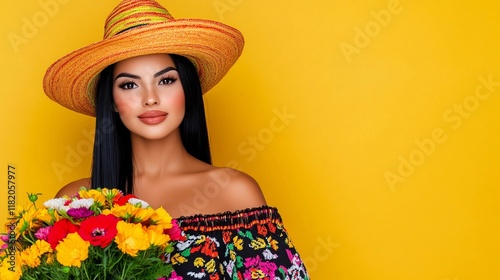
left=138, top=110, right=167, bottom=125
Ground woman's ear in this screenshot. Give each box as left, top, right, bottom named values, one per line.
left=113, top=103, right=118, bottom=112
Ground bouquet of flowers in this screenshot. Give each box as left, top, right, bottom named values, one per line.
left=0, top=188, right=182, bottom=280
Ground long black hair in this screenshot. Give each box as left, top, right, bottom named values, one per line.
left=91, top=54, right=211, bottom=194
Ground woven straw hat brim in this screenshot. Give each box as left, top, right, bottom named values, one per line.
left=43, top=19, right=244, bottom=117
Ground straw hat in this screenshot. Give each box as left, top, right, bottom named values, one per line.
left=43, top=0, right=244, bottom=116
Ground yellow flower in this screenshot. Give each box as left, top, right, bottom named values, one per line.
left=78, top=189, right=105, bottom=206
left=33, top=240, right=52, bottom=255
left=145, top=224, right=164, bottom=233
left=15, top=207, right=52, bottom=237
left=18, top=239, right=53, bottom=268
left=56, top=232, right=89, bottom=267
left=0, top=253, right=22, bottom=280
left=114, top=221, right=150, bottom=257
left=19, top=249, right=40, bottom=268
left=107, top=204, right=137, bottom=220
left=146, top=227, right=170, bottom=247
left=150, top=207, right=172, bottom=228
left=45, top=253, right=55, bottom=264
left=131, top=207, right=155, bottom=223
left=101, top=188, right=121, bottom=200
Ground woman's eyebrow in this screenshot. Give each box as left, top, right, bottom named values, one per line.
left=115, top=72, right=140, bottom=80
left=114, top=66, right=177, bottom=81
left=154, top=66, right=177, bottom=78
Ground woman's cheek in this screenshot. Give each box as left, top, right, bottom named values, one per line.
left=113, top=99, right=132, bottom=115
left=169, top=90, right=185, bottom=112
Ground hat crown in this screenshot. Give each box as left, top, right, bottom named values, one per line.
left=104, top=0, right=174, bottom=39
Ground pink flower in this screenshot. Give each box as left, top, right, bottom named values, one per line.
left=165, top=220, right=183, bottom=241
left=0, top=234, right=10, bottom=253
left=0, top=234, right=8, bottom=243
left=167, top=271, right=183, bottom=280
left=35, top=226, right=52, bottom=241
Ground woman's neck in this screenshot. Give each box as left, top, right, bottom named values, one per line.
left=130, top=129, right=191, bottom=177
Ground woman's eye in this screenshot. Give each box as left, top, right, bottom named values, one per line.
left=118, top=82, right=137, bottom=90
left=159, top=77, right=177, bottom=85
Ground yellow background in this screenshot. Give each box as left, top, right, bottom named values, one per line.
left=1, top=0, right=500, bottom=279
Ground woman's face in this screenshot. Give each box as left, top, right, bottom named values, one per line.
left=112, top=54, right=185, bottom=140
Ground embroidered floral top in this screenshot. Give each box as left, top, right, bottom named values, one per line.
left=165, top=206, right=310, bottom=280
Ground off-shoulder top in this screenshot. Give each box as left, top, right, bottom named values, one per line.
left=165, top=206, right=310, bottom=279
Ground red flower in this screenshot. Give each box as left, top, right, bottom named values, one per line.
left=78, top=214, right=119, bottom=248
left=47, top=219, right=79, bottom=249
left=115, top=194, right=137, bottom=206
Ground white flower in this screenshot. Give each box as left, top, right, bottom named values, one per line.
left=43, top=198, right=68, bottom=210
left=127, top=198, right=149, bottom=208
left=68, top=198, right=94, bottom=209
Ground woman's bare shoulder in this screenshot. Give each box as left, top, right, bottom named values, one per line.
left=208, top=167, right=267, bottom=209
left=55, top=177, right=91, bottom=198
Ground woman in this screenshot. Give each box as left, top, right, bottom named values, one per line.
left=44, top=0, right=309, bottom=279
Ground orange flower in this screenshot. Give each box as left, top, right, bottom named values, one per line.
left=55, top=232, right=89, bottom=267
left=150, top=207, right=172, bottom=228
left=146, top=227, right=170, bottom=247
left=114, top=221, right=150, bottom=257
